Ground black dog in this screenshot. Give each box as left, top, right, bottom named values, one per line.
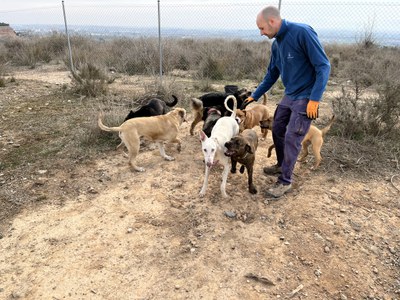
left=124, top=95, right=178, bottom=121
left=202, top=107, right=222, bottom=137
left=189, top=89, right=250, bottom=135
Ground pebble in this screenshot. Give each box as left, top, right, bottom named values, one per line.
left=340, top=293, right=348, bottom=300
left=329, top=187, right=341, bottom=194
left=224, top=211, right=236, bottom=218
left=324, top=246, right=330, bottom=253
left=314, top=269, right=322, bottom=277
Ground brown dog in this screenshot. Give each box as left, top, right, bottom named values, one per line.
left=260, top=115, right=335, bottom=169
left=98, top=108, right=187, bottom=172
left=236, top=94, right=269, bottom=140
left=224, top=129, right=259, bottom=194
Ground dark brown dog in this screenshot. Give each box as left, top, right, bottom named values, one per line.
left=224, top=129, right=258, bottom=194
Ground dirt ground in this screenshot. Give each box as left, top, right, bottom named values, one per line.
left=0, top=64, right=399, bottom=300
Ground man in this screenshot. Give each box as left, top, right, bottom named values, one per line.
left=242, top=6, right=330, bottom=198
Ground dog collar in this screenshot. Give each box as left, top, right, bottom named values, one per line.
left=241, top=152, right=249, bottom=159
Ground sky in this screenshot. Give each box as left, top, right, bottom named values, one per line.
left=1, top=1, right=399, bottom=33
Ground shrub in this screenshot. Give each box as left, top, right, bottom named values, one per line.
left=71, top=63, right=109, bottom=97
left=4, top=33, right=67, bottom=67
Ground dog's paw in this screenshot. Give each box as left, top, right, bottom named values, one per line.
left=199, top=190, right=206, bottom=197
left=249, top=185, right=258, bottom=194
left=164, top=155, right=175, bottom=161
left=221, top=191, right=229, bottom=198
left=230, top=168, right=236, bottom=173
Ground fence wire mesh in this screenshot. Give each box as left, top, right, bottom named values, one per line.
left=1, top=1, right=400, bottom=82
left=1, top=1, right=399, bottom=45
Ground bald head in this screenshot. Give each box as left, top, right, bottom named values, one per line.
left=261, top=6, right=281, bottom=20
left=256, top=6, right=282, bottom=39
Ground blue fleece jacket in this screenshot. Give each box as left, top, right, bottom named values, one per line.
left=252, top=20, right=331, bottom=102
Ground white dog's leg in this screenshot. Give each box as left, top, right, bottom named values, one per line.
left=158, top=142, right=174, bottom=161
left=220, top=159, right=230, bottom=198
left=199, top=165, right=210, bottom=197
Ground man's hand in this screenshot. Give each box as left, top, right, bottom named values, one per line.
left=306, top=100, right=319, bottom=120
left=241, top=97, right=255, bottom=109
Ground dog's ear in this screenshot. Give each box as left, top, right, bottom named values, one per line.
left=177, top=108, right=186, bottom=121
left=199, top=130, right=207, bottom=142
left=245, top=144, right=254, bottom=154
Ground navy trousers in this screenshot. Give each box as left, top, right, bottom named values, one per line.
left=272, top=95, right=312, bottom=185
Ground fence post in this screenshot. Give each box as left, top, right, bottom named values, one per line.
left=157, top=0, right=163, bottom=86
left=278, top=0, right=282, bottom=11
left=62, top=0, right=74, bottom=73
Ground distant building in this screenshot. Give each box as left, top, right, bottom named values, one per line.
left=0, top=23, right=17, bottom=39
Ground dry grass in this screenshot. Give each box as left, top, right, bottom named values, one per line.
left=1, top=34, right=400, bottom=232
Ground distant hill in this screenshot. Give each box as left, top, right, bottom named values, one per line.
left=0, top=23, right=17, bottom=40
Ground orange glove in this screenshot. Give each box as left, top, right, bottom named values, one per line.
left=241, top=97, right=255, bottom=109
left=306, top=100, right=319, bottom=120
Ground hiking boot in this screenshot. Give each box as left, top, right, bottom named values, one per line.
left=263, top=164, right=282, bottom=175
left=266, top=182, right=292, bottom=198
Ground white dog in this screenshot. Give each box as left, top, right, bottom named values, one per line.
left=199, top=95, right=239, bottom=198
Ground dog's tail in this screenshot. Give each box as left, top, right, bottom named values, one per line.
left=191, top=98, right=203, bottom=111
left=320, top=115, right=335, bottom=137
left=165, top=95, right=178, bottom=107
left=224, top=95, right=237, bottom=118
left=267, top=144, right=275, bottom=158
left=262, top=93, right=268, bottom=105
left=98, top=112, right=123, bottom=133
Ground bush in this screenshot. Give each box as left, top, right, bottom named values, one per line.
left=71, top=63, right=110, bottom=97
left=4, top=33, right=67, bottom=67
left=329, top=40, right=400, bottom=141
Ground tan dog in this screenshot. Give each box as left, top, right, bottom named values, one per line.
left=260, top=115, right=335, bottom=169
left=98, top=108, right=186, bottom=172
left=236, top=94, right=270, bottom=140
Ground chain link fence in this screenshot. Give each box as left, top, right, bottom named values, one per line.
left=1, top=1, right=400, bottom=85
left=1, top=1, right=399, bottom=44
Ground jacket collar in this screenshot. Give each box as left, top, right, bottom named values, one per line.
left=275, top=19, right=288, bottom=41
